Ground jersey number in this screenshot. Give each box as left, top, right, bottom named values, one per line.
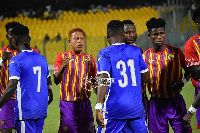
left=116, top=59, right=136, bottom=87
left=33, top=66, right=41, bottom=92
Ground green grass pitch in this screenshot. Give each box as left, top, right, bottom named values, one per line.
left=42, top=70, right=199, bottom=133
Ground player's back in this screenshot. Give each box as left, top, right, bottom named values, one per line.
left=98, top=43, right=147, bottom=119
left=9, top=50, right=49, bottom=120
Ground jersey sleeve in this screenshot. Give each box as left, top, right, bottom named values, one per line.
left=9, top=57, right=20, bottom=80
left=178, top=48, right=187, bottom=70
left=97, top=50, right=111, bottom=77
left=91, top=55, right=97, bottom=77
left=184, top=41, right=199, bottom=67
left=139, top=52, right=149, bottom=73
left=54, top=53, right=63, bottom=74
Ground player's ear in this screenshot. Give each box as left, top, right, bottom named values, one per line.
left=107, top=32, right=110, bottom=39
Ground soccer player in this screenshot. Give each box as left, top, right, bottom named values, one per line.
left=0, top=21, right=38, bottom=133
left=143, top=17, right=191, bottom=132
left=0, top=24, right=53, bottom=133
left=183, top=7, right=200, bottom=127
left=122, top=19, right=148, bottom=120
left=122, top=19, right=143, bottom=52
left=53, top=28, right=97, bottom=133
left=96, top=20, right=149, bottom=132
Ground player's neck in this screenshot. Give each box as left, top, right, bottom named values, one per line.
left=109, top=37, right=124, bottom=45
left=152, top=44, right=165, bottom=52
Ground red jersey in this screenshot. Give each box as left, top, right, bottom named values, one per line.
left=143, top=44, right=187, bottom=98
left=0, top=46, right=38, bottom=99
left=184, top=34, right=200, bottom=88
left=54, top=51, right=97, bottom=101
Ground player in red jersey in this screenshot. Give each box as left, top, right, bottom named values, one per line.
left=53, top=28, right=97, bottom=133
left=143, top=17, right=191, bottom=133
left=183, top=8, right=200, bottom=127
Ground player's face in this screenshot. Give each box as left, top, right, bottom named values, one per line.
left=149, top=28, right=166, bottom=47
left=69, top=31, right=85, bottom=54
left=6, top=29, right=16, bottom=50
left=124, top=24, right=137, bottom=44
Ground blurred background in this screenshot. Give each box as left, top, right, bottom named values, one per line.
left=0, top=0, right=199, bottom=65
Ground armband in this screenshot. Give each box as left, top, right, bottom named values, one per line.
left=95, top=103, right=102, bottom=110
left=188, top=105, right=197, bottom=114
left=182, top=78, right=187, bottom=86
left=0, top=58, right=3, bottom=66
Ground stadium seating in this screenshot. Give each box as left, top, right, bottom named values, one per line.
left=0, top=7, right=158, bottom=63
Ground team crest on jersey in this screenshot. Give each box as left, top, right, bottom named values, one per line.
left=168, top=54, right=174, bottom=61
left=0, top=120, right=5, bottom=126
left=85, top=58, right=90, bottom=64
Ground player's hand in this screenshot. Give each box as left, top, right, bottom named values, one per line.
left=62, top=57, right=73, bottom=68
left=169, top=81, right=183, bottom=93
left=48, top=89, right=53, bottom=105
left=183, top=112, right=193, bottom=124
left=2, top=52, right=11, bottom=62
left=96, top=109, right=105, bottom=128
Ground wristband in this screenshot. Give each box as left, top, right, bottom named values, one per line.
left=0, top=58, right=3, bottom=66
left=188, top=105, right=197, bottom=114
left=182, top=78, right=187, bottom=86
left=95, top=103, right=102, bottom=110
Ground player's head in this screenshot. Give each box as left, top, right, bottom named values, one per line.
left=68, top=28, right=85, bottom=54
left=107, top=20, right=124, bottom=45
left=146, top=17, right=166, bottom=47
left=192, top=7, right=200, bottom=32
left=5, top=21, right=21, bottom=50
left=10, top=24, right=31, bottom=51
left=122, top=19, right=137, bottom=44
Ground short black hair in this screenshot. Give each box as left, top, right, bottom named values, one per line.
left=107, top=20, right=124, bottom=37
left=11, top=24, right=29, bottom=36
left=122, top=20, right=135, bottom=27
left=192, top=7, right=200, bottom=22
left=5, top=21, right=21, bottom=32
left=146, top=17, right=166, bottom=32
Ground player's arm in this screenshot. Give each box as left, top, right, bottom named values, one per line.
left=188, top=65, right=200, bottom=81
left=0, top=52, right=11, bottom=69
left=47, top=76, right=53, bottom=105
left=0, top=79, right=18, bottom=108
left=141, top=70, right=150, bottom=83
left=53, top=57, right=71, bottom=85
left=96, top=73, right=108, bottom=128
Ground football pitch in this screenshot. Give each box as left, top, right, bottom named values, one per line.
left=42, top=70, right=199, bottom=133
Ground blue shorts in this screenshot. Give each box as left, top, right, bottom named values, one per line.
left=97, top=117, right=148, bottom=133
left=0, top=99, right=15, bottom=130
left=15, top=118, right=45, bottom=133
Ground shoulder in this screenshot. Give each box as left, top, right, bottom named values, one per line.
left=185, top=34, right=199, bottom=47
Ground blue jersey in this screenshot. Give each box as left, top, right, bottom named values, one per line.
left=97, top=43, right=148, bottom=119
left=9, top=49, right=50, bottom=120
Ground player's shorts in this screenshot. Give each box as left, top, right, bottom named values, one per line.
left=58, top=99, right=95, bottom=133
left=195, top=87, right=200, bottom=129
left=97, top=117, right=148, bottom=133
left=0, top=99, right=15, bottom=130
left=15, top=118, right=45, bottom=133
left=148, top=94, right=192, bottom=133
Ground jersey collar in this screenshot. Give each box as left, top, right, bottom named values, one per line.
left=22, top=49, right=33, bottom=52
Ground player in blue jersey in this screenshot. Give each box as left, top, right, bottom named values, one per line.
left=95, top=20, right=150, bottom=132
left=0, top=24, right=53, bottom=133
